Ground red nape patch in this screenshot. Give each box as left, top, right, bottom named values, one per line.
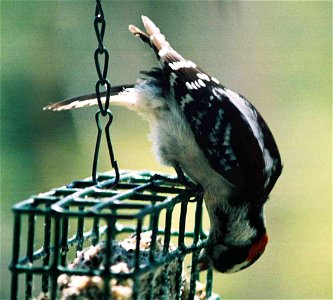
left=246, top=233, right=269, bottom=262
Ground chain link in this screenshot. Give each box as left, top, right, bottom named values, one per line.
left=94, top=0, right=110, bottom=114
left=92, top=0, right=119, bottom=186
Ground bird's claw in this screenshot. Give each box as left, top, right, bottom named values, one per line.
left=149, top=173, right=201, bottom=192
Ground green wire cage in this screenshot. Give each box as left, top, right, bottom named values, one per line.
left=9, top=2, right=222, bottom=298
left=10, top=170, right=220, bottom=299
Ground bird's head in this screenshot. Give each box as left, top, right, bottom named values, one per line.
left=199, top=232, right=268, bottom=273
left=199, top=197, right=268, bottom=273
left=199, top=233, right=268, bottom=273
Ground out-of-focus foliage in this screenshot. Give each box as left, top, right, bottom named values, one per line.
left=1, top=1, right=331, bottom=299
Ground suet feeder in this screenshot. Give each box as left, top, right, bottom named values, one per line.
left=10, top=171, right=220, bottom=299
left=9, top=1, right=220, bottom=299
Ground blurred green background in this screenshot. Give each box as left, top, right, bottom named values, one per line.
left=1, top=1, right=331, bottom=299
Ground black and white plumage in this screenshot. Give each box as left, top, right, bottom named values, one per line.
left=45, top=16, right=282, bottom=273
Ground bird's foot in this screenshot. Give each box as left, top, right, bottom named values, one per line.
left=149, top=173, right=201, bottom=192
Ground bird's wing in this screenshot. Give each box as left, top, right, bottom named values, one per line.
left=134, top=16, right=282, bottom=197
left=43, top=84, right=135, bottom=111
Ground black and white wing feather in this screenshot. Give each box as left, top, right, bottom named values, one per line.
left=44, top=16, right=282, bottom=201
left=134, top=16, right=282, bottom=199
left=43, top=84, right=135, bottom=111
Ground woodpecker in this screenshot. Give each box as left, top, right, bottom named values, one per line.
left=44, top=16, right=282, bottom=273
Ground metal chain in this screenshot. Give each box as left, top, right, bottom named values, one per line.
left=92, top=0, right=119, bottom=186
left=94, top=0, right=110, bottom=114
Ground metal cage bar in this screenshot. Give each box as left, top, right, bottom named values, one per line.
left=9, top=170, right=220, bottom=300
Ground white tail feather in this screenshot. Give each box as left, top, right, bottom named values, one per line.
left=141, top=15, right=172, bottom=52
left=45, top=16, right=173, bottom=113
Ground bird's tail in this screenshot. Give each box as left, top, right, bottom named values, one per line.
left=44, top=16, right=172, bottom=112
left=129, top=16, right=183, bottom=63
left=129, top=16, right=172, bottom=53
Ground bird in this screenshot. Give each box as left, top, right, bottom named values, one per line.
left=44, top=16, right=282, bottom=273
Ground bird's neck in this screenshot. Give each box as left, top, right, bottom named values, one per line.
left=204, top=192, right=266, bottom=247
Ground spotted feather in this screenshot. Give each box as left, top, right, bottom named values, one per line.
left=133, top=20, right=282, bottom=199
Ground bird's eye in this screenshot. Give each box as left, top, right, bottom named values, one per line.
left=210, top=244, right=249, bottom=273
